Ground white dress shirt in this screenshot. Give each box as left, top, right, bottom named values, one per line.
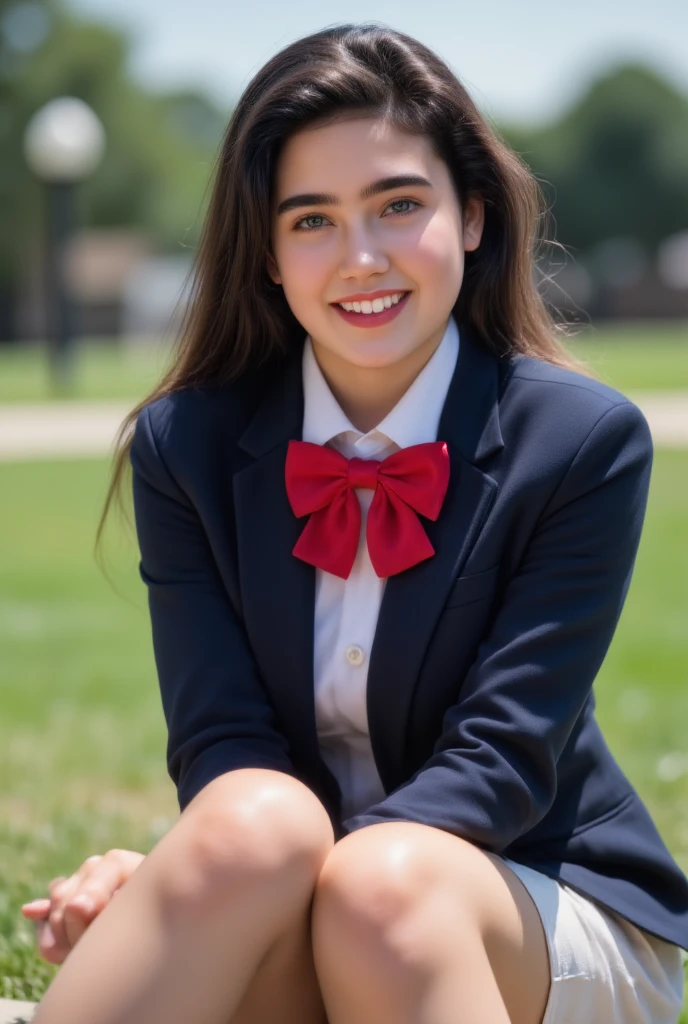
left=300, top=314, right=460, bottom=820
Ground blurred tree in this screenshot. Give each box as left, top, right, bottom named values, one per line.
left=503, top=62, right=688, bottom=258
left=0, top=0, right=228, bottom=339
left=2, top=3, right=687, bottom=339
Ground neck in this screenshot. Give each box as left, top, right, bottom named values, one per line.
left=311, top=321, right=447, bottom=434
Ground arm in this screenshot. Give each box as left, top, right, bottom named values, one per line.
left=341, top=401, right=653, bottom=851
left=130, top=404, right=296, bottom=813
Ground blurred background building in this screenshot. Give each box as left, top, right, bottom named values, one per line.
left=1, top=0, right=687, bottom=347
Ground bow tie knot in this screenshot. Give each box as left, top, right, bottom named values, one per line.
left=285, top=439, right=450, bottom=579
left=347, top=456, right=380, bottom=490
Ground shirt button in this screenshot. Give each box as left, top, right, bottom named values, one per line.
left=345, top=644, right=366, bottom=667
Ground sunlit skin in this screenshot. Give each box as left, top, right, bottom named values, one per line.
left=268, top=114, right=484, bottom=432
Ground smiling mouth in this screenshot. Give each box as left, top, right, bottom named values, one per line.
left=331, top=290, right=412, bottom=326
left=333, top=291, right=410, bottom=314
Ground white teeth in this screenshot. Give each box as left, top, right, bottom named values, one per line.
left=338, top=292, right=407, bottom=313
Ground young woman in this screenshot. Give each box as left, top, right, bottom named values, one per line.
left=23, top=22, right=687, bottom=1024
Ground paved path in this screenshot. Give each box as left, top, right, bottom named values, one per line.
left=626, top=391, right=688, bottom=446
left=0, top=998, right=36, bottom=1023
left=0, top=400, right=132, bottom=461
left=1, top=392, right=687, bottom=461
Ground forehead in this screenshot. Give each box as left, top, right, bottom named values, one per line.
left=274, top=115, right=439, bottom=192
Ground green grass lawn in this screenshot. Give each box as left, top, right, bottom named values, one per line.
left=569, top=321, right=688, bottom=392
left=0, top=336, right=171, bottom=404
left=0, top=320, right=687, bottom=403
left=0, top=452, right=687, bottom=1009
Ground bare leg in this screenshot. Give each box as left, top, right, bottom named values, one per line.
left=230, top=893, right=327, bottom=1024
left=312, top=822, right=550, bottom=1024
left=32, top=770, right=334, bottom=1024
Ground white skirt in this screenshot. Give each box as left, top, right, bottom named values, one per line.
left=501, top=857, right=686, bottom=1024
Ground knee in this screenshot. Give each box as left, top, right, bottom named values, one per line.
left=313, top=823, right=487, bottom=937
left=162, top=769, right=336, bottom=909
left=313, top=823, right=436, bottom=936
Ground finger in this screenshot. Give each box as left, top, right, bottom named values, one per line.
left=30, top=868, right=94, bottom=963
left=61, top=897, right=95, bottom=949
left=35, top=918, right=68, bottom=966
left=42, top=857, right=102, bottom=951
left=64, top=850, right=145, bottom=919
left=57, top=851, right=144, bottom=949
left=34, top=851, right=145, bottom=960
left=47, top=872, right=86, bottom=956
left=21, top=899, right=51, bottom=918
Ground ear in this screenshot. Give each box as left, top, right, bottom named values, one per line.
left=266, top=251, right=282, bottom=286
left=463, top=196, right=485, bottom=253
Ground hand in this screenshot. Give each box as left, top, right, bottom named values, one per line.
left=21, top=849, right=146, bottom=965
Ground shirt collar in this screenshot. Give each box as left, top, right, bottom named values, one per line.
left=302, top=314, right=460, bottom=449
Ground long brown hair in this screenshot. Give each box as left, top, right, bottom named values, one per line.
left=95, top=21, right=595, bottom=572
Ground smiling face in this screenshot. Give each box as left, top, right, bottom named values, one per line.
left=268, top=113, right=484, bottom=375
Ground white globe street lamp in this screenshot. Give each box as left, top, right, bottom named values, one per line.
left=23, top=97, right=106, bottom=393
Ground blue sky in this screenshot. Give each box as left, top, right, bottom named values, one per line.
left=66, top=0, right=688, bottom=125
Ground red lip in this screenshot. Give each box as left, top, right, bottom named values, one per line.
left=331, top=288, right=410, bottom=304
left=332, top=289, right=411, bottom=327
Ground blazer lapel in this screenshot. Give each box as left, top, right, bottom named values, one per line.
left=366, top=322, right=504, bottom=791
left=233, top=321, right=505, bottom=797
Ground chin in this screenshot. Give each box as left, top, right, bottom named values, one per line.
left=337, top=346, right=411, bottom=369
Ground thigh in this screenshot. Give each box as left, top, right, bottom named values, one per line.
left=314, top=822, right=551, bottom=1024
left=429, top=836, right=552, bottom=1024
left=479, top=851, right=552, bottom=1024
left=230, top=897, right=328, bottom=1024
left=180, top=770, right=336, bottom=1024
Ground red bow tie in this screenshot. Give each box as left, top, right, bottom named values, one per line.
left=285, top=439, right=450, bottom=579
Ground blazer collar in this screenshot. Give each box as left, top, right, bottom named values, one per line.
left=237, top=318, right=505, bottom=464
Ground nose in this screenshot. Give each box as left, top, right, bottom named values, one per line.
left=337, top=219, right=390, bottom=279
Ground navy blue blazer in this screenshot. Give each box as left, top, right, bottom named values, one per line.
left=130, top=319, right=688, bottom=951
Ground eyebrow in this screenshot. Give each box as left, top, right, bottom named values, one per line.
left=275, top=174, right=434, bottom=216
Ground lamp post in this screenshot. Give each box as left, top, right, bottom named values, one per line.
left=23, top=97, right=106, bottom=395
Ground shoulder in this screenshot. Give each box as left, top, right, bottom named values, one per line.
left=503, top=352, right=653, bottom=457
left=130, top=362, right=277, bottom=489
left=508, top=350, right=633, bottom=410
left=141, top=375, right=262, bottom=448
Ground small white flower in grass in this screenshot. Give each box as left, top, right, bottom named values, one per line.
left=148, top=816, right=175, bottom=842
left=655, top=752, right=688, bottom=783
left=618, top=687, right=652, bottom=722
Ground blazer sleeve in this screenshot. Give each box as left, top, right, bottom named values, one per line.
left=340, top=400, right=654, bottom=851
left=130, top=404, right=295, bottom=814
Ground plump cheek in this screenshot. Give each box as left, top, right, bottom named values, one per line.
left=407, top=225, right=463, bottom=297
left=281, top=252, right=331, bottom=319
